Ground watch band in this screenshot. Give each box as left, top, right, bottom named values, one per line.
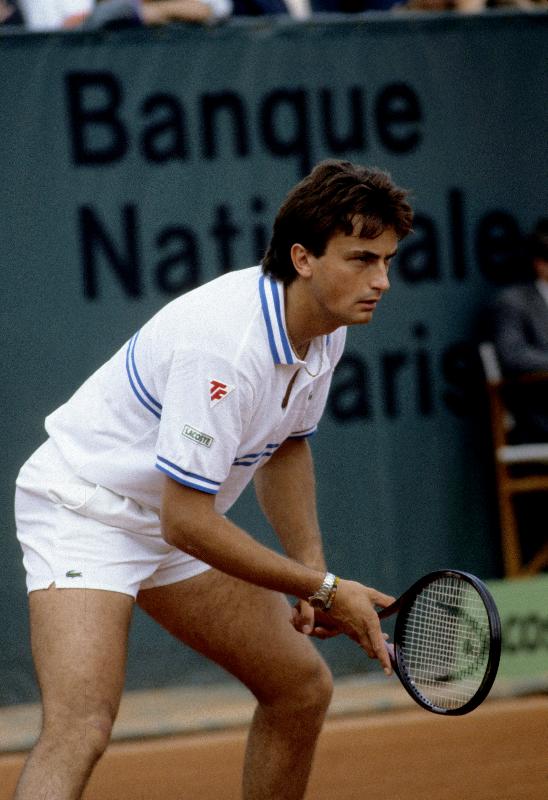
left=308, top=572, right=339, bottom=611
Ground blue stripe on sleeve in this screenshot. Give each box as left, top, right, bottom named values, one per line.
left=156, top=456, right=222, bottom=487
left=155, top=464, right=219, bottom=495
left=288, top=427, right=317, bottom=439
left=233, top=443, right=280, bottom=466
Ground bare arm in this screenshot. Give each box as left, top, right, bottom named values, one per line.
left=254, top=439, right=392, bottom=647
left=253, top=438, right=331, bottom=636
left=161, top=475, right=328, bottom=599
left=161, top=448, right=394, bottom=673
left=253, top=438, right=326, bottom=572
left=142, top=0, right=215, bottom=24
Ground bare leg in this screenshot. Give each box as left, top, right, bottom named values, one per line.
left=14, top=585, right=133, bottom=800
left=138, top=569, right=333, bottom=800
left=242, top=698, right=328, bottom=800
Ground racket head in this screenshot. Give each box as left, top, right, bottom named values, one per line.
left=391, top=570, right=501, bottom=716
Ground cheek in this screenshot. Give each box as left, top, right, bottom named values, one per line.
left=315, top=264, right=358, bottom=306
left=325, top=279, right=350, bottom=305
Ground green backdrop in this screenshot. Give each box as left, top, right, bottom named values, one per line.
left=1, top=11, right=547, bottom=704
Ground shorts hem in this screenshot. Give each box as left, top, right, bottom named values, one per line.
left=27, top=577, right=136, bottom=599
left=139, top=561, right=212, bottom=591
left=25, top=561, right=213, bottom=598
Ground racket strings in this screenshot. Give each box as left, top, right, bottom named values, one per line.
left=398, top=576, right=490, bottom=710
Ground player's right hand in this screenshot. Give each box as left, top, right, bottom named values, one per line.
left=328, top=579, right=395, bottom=675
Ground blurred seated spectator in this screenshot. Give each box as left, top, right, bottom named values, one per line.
left=17, top=0, right=231, bottom=29
left=17, top=0, right=94, bottom=29
left=232, top=0, right=290, bottom=15
left=0, top=0, right=24, bottom=25
left=310, top=0, right=401, bottom=11
left=489, top=217, right=548, bottom=444
left=400, top=0, right=478, bottom=9
left=141, top=0, right=232, bottom=23
left=399, top=0, right=541, bottom=9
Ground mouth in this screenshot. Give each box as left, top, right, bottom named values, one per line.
left=357, top=298, right=379, bottom=310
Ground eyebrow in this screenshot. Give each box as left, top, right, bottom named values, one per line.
left=347, top=248, right=398, bottom=259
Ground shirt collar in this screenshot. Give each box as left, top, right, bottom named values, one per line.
left=259, top=273, right=297, bottom=365
left=258, top=271, right=331, bottom=369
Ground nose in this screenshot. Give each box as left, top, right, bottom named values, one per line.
left=372, top=262, right=390, bottom=292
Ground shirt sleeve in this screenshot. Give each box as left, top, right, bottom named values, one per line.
left=155, top=349, right=253, bottom=494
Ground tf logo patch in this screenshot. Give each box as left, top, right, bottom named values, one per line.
left=209, top=379, right=234, bottom=407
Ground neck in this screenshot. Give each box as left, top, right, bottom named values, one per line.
left=284, top=279, right=332, bottom=359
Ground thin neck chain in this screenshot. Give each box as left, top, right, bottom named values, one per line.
left=302, top=352, right=323, bottom=378
left=289, top=335, right=323, bottom=378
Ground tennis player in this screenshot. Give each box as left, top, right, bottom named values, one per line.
left=13, top=159, right=413, bottom=800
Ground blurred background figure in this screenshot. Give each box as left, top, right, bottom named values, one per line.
left=0, top=0, right=24, bottom=25
left=227, top=0, right=291, bottom=17
left=140, top=0, right=232, bottom=24
left=15, top=0, right=231, bottom=30
left=309, top=0, right=402, bottom=12
left=17, top=0, right=94, bottom=29
left=399, top=0, right=543, bottom=10
left=489, top=217, right=548, bottom=444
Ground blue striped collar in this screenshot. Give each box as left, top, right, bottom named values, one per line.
left=258, top=273, right=297, bottom=365
left=258, top=272, right=331, bottom=366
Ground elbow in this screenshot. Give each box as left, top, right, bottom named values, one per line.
left=161, top=518, right=203, bottom=560
left=161, top=520, right=179, bottom=547
left=162, top=522, right=188, bottom=550
left=160, top=477, right=217, bottom=553
left=161, top=516, right=187, bottom=549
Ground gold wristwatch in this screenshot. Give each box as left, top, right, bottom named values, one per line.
left=308, top=572, right=339, bottom=611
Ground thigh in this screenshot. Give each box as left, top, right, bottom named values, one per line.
left=29, top=585, right=134, bottom=720
left=137, top=569, right=328, bottom=703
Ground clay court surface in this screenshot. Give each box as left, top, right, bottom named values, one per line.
left=1, top=695, right=546, bottom=800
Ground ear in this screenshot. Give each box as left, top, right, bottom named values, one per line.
left=290, top=243, right=314, bottom=279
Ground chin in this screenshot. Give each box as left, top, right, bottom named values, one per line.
left=351, top=311, right=374, bottom=325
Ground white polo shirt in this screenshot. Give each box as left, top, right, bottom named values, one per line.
left=45, top=266, right=346, bottom=515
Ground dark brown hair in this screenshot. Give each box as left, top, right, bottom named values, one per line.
left=262, top=160, right=413, bottom=285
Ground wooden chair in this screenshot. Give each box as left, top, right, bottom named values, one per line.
left=479, top=342, right=548, bottom=577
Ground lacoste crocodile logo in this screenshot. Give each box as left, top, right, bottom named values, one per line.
left=66, top=570, right=83, bottom=578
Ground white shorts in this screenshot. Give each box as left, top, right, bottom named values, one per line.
left=15, top=439, right=211, bottom=599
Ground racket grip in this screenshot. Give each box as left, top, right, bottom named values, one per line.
left=378, top=599, right=399, bottom=620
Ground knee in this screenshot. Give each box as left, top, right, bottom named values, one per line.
left=296, top=657, right=334, bottom=715
left=263, top=655, right=333, bottom=718
left=41, top=703, right=116, bottom=759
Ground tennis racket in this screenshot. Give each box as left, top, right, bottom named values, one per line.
left=378, top=570, right=501, bottom=716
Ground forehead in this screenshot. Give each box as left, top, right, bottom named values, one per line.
left=326, top=224, right=398, bottom=254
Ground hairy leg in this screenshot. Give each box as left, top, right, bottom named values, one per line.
left=138, top=570, right=333, bottom=800
left=14, top=585, right=133, bottom=800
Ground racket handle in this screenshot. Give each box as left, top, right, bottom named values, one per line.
left=378, top=599, right=399, bottom=619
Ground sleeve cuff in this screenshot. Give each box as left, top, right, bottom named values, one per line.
left=288, top=426, right=318, bottom=440
left=156, top=456, right=221, bottom=495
